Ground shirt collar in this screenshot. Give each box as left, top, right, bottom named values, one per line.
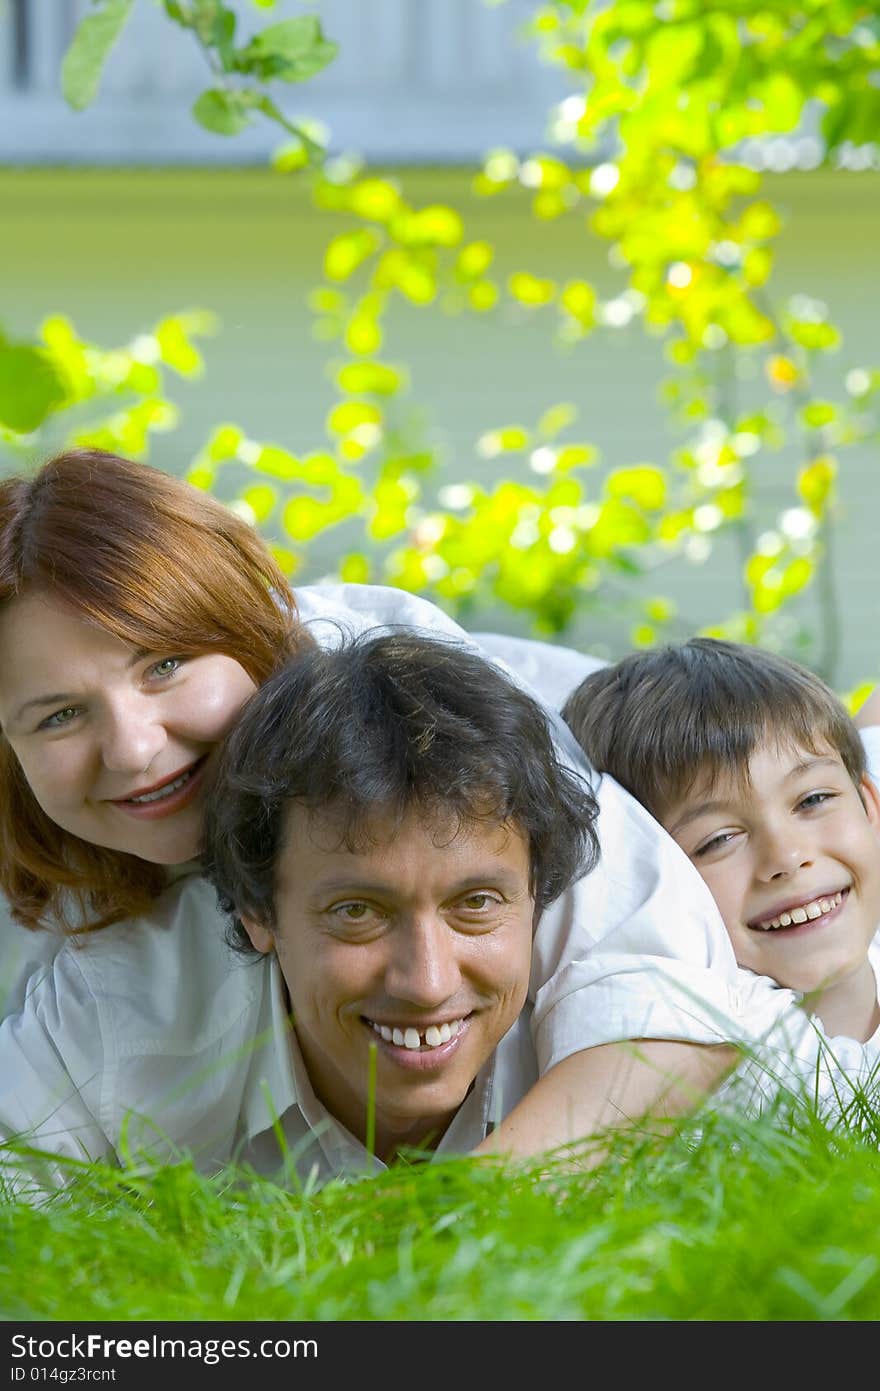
left=238, top=955, right=299, bottom=1141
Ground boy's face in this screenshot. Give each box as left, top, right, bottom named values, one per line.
left=663, top=741, right=880, bottom=995
left=241, top=803, right=534, bottom=1161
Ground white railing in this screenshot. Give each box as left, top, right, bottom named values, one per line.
left=1, top=0, right=569, bottom=163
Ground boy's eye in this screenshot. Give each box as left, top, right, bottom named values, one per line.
left=798, top=791, right=834, bottom=812
left=692, top=830, right=738, bottom=858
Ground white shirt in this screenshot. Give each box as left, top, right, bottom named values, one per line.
left=0, top=875, right=538, bottom=1197
left=2, top=583, right=879, bottom=1192
left=3, top=870, right=879, bottom=1201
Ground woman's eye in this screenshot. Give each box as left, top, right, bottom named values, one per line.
left=42, top=707, right=78, bottom=730
left=150, top=657, right=183, bottom=679
left=39, top=706, right=80, bottom=731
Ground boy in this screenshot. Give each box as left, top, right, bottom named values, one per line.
left=561, top=638, right=880, bottom=1047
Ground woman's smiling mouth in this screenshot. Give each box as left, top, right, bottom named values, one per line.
left=108, top=757, right=209, bottom=819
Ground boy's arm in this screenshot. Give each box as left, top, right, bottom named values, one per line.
left=475, top=1038, right=737, bottom=1164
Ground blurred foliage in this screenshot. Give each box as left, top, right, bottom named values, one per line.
left=3, top=0, right=880, bottom=686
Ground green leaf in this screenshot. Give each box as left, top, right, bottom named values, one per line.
left=249, top=16, right=323, bottom=60
left=212, top=8, right=237, bottom=69
left=61, top=0, right=135, bottom=111
left=192, top=88, right=253, bottom=136
left=336, top=362, right=403, bottom=396
left=0, top=345, right=67, bottom=432
left=508, top=272, right=556, bottom=307
left=324, top=229, right=381, bottom=281
left=241, top=16, right=338, bottom=83
left=606, top=465, right=667, bottom=511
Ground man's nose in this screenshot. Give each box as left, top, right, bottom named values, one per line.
left=384, top=915, right=463, bottom=1007
left=100, top=699, right=167, bottom=775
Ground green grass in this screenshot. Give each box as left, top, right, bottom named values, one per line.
left=3, top=1103, right=880, bottom=1321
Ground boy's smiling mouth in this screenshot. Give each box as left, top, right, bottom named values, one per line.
left=749, top=886, right=849, bottom=932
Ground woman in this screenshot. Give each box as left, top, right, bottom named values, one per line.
left=0, top=448, right=296, bottom=938
left=0, top=447, right=742, bottom=1160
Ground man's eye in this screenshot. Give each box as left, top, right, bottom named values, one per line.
left=39, top=706, right=80, bottom=731
left=334, top=902, right=371, bottom=921
left=460, top=892, right=497, bottom=911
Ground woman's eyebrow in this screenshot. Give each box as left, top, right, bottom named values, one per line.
left=10, top=649, right=155, bottom=725
left=11, top=691, right=79, bottom=724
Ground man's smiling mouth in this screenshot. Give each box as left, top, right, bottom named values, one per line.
left=749, top=887, right=848, bottom=932
left=366, top=1018, right=466, bottom=1050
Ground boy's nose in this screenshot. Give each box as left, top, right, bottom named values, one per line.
left=756, top=827, right=813, bottom=881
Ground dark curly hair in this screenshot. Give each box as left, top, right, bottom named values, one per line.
left=201, top=628, right=600, bottom=952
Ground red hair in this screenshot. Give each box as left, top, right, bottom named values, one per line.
left=0, top=448, right=302, bottom=933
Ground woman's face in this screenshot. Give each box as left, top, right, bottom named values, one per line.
left=0, top=592, right=257, bottom=865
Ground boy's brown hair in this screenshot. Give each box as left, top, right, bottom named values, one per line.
left=562, top=638, right=866, bottom=822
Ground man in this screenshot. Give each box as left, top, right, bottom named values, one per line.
left=0, top=631, right=600, bottom=1193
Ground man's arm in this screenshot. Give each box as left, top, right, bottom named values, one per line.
left=474, top=1038, right=737, bottom=1164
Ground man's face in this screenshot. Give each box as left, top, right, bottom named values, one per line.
left=663, top=740, right=880, bottom=995
left=242, top=804, right=535, bottom=1161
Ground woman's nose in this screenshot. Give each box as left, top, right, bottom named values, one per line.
left=100, top=702, right=167, bottom=775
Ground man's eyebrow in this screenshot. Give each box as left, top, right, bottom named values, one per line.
left=308, top=868, right=526, bottom=897
left=10, top=648, right=154, bottom=725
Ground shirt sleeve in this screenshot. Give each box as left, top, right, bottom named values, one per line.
left=469, top=631, right=608, bottom=711
left=0, top=950, right=113, bottom=1200
left=715, top=972, right=880, bottom=1130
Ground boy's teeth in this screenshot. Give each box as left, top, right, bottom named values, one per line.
left=370, top=1019, right=463, bottom=1049
left=757, top=890, right=843, bottom=931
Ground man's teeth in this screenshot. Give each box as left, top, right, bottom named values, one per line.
left=756, top=890, right=844, bottom=931
left=369, top=1019, right=464, bottom=1050
left=127, top=769, right=194, bottom=804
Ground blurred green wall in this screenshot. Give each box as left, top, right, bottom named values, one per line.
left=1, top=166, right=877, bottom=684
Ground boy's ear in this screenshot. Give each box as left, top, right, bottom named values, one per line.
left=859, top=773, right=880, bottom=828
left=239, top=913, right=275, bottom=955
